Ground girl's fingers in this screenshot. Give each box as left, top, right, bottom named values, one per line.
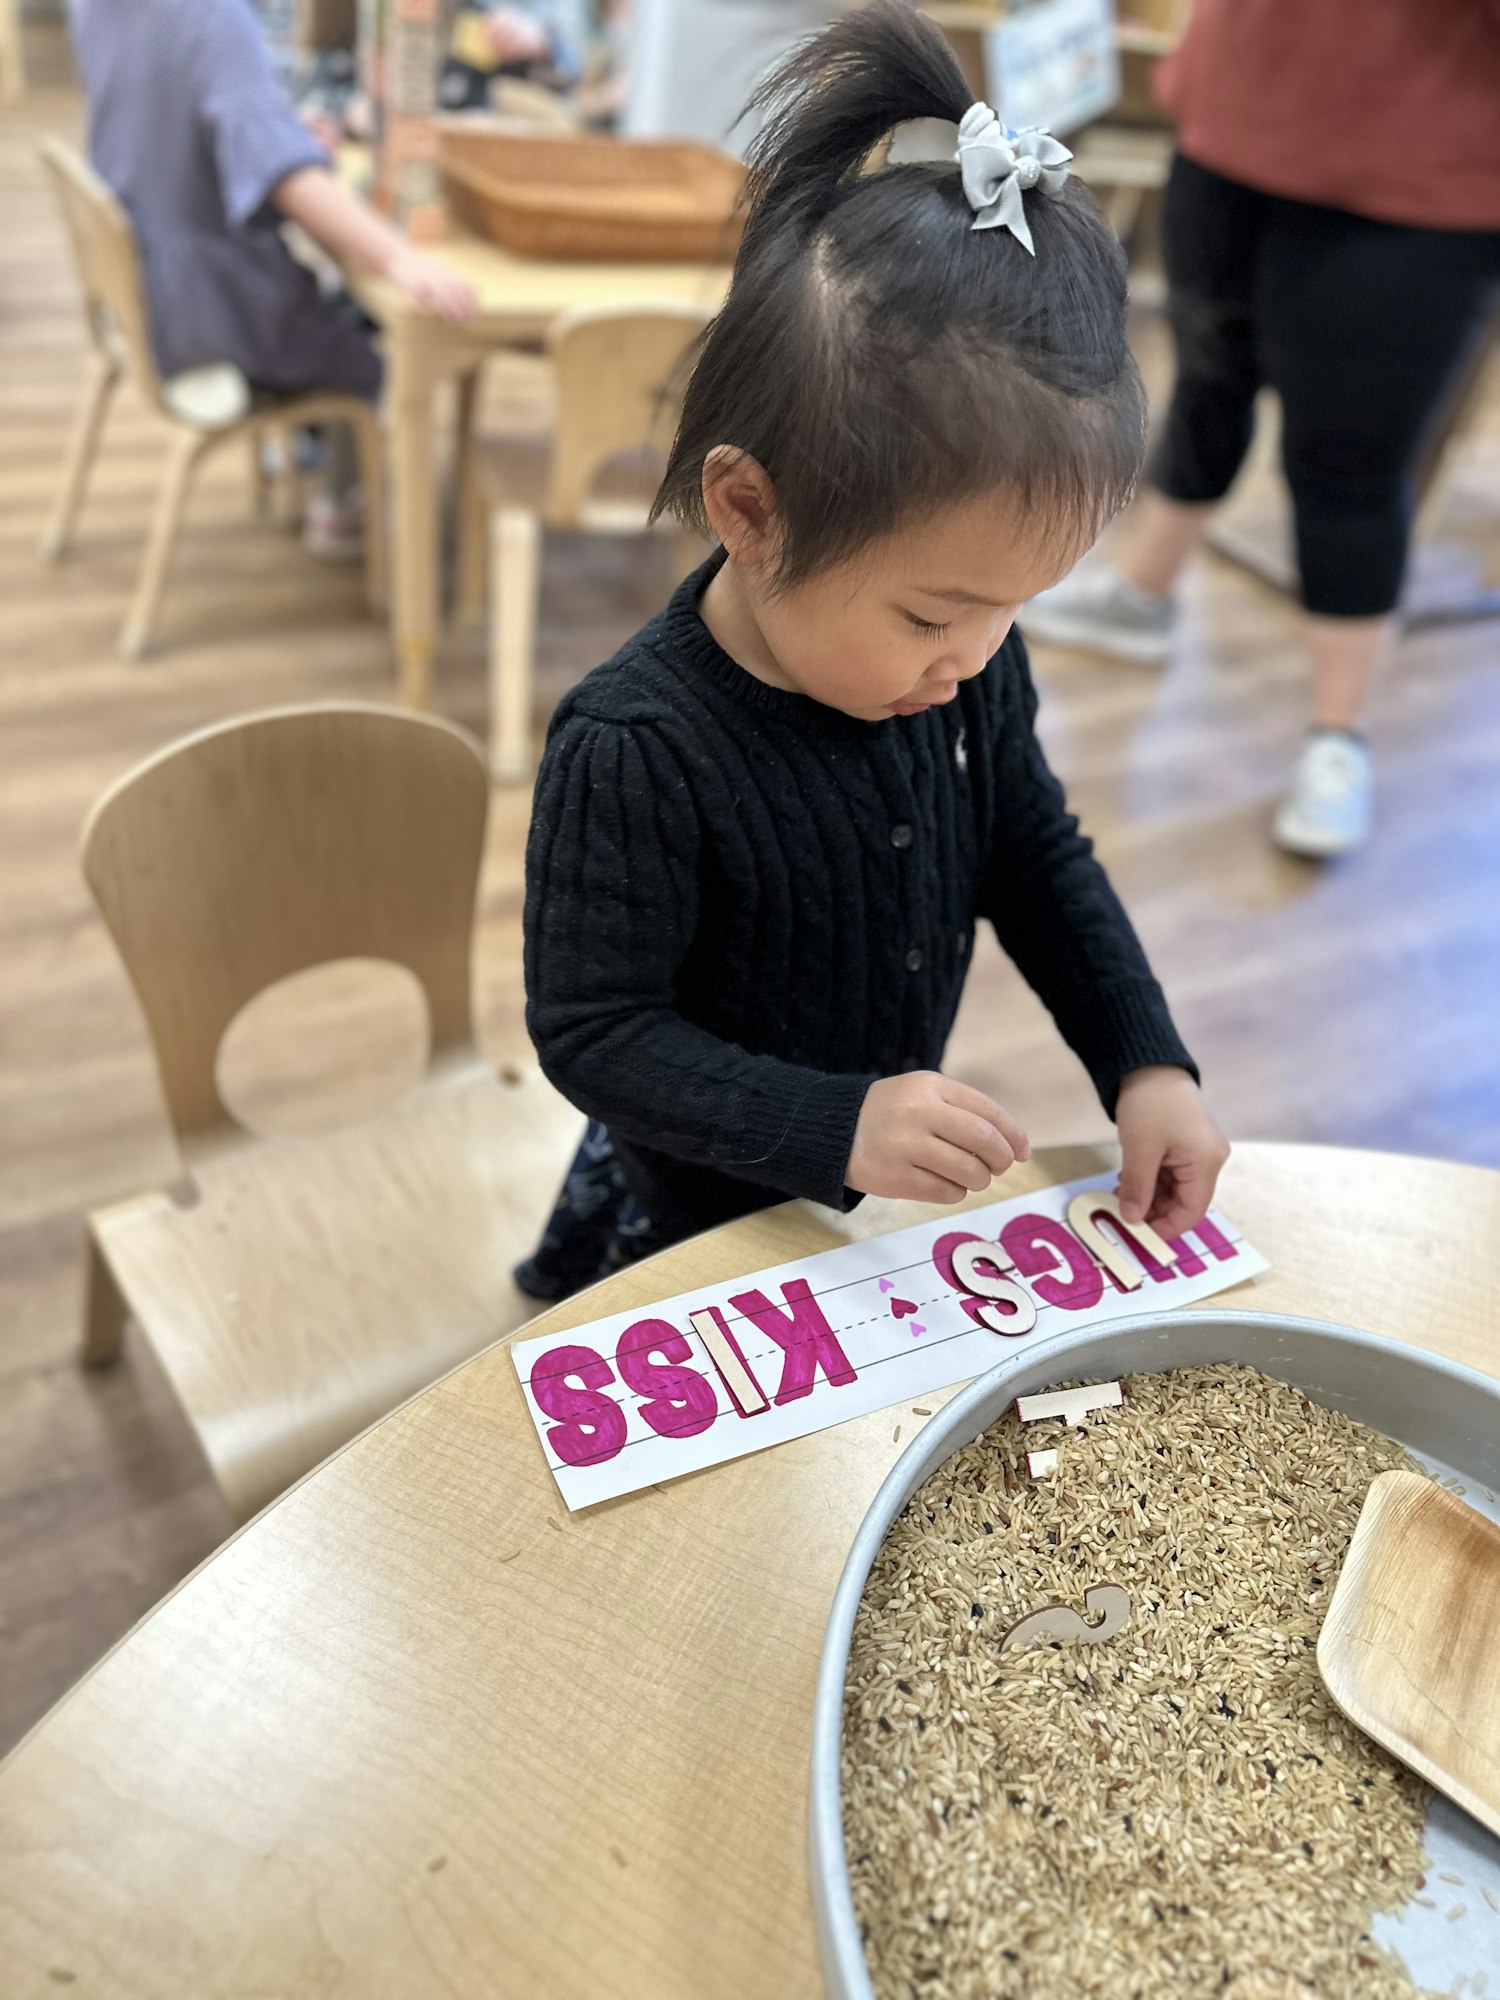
left=1116, top=1142, right=1164, bottom=1224
left=1147, top=1163, right=1211, bottom=1241
left=1150, top=1202, right=1196, bottom=1241
left=903, top=1166, right=970, bottom=1204
left=916, top=1136, right=994, bottom=1195
left=935, top=1107, right=1015, bottom=1179
left=940, top=1082, right=1030, bottom=1161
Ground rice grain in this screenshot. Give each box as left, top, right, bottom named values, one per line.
left=842, top=1364, right=1438, bottom=1998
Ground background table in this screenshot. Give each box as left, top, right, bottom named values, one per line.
left=347, top=225, right=731, bottom=709
left=1, top=1142, right=1496, bottom=1998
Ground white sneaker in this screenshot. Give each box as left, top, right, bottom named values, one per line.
left=1023, top=564, right=1175, bottom=664
left=1273, top=732, right=1374, bottom=858
left=302, top=492, right=365, bottom=564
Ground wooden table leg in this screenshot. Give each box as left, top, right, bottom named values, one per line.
left=386, top=317, right=440, bottom=710
left=452, top=362, right=488, bottom=630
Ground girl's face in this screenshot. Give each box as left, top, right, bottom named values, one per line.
left=700, top=455, right=1091, bottom=722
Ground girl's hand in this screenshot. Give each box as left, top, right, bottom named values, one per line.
left=848, top=1073, right=1030, bottom=1204
left=1114, top=1066, right=1230, bottom=1239
left=384, top=244, right=479, bottom=322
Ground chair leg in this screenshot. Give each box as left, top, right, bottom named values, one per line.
left=273, top=422, right=306, bottom=529
left=453, top=366, right=488, bottom=629
left=119, top=428, right=205, bottom=660
left=455, top=442, right=490, bottom=630
left=81, top=1227, right=129, bottom=1368
left=349, top=401, right=387, bottom=615
left=41, top=354, right=119, bottom=561
left=250, top=426, right=274, bottom=520
left=490, top=507, right=540, bottom=782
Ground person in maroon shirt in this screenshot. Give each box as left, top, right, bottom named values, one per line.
left=1025, top=0, right=1500, bottom=858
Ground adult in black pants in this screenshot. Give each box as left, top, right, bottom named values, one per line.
left=1025, top=0, right=1500, bottom=857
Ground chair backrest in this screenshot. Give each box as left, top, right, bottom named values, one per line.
left=0, top=0, right=24, bottom=103
left=489, top=77, right=581, bottom=130
left=544, top=303, right=714, bottom=527
left=37, top=135, right=166, bottom=412
left=82, top=705, right=491, bottom=1144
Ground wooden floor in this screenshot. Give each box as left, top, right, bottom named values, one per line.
left=3, top=43, right=1499, bottom=1756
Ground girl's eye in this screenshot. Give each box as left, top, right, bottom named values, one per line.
left=903, top=613, right=950, bottom=639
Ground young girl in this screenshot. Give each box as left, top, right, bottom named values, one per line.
left=517, top=0, right=1229, bottom=1301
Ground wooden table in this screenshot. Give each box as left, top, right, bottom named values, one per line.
left=1, top=1142, right=1496, bottom=1998
left=346, top=227, right=731, bottom=709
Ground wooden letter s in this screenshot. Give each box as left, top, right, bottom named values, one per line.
left=950, top=1238, right=1038, bottom=1338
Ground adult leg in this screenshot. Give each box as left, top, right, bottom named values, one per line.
left=1303, top=615, right=1397, bottom=733
left=1110, top=489, right=1216, bottom=601
left=297, top=305, right=385, bottom=563
left=1119, top=156, right=1271, bottom=591
left=1260, top=206, right=1498, bottom=850
left=1025, top=157, right=1270, bottom=658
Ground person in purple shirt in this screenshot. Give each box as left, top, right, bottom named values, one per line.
left=67, top=0, right=476, bottom=549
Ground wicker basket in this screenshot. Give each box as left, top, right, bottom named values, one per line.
left=439, top=128, right=747, bottom=264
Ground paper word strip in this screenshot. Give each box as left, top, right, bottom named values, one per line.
left=511, top=1172, right=1268, bottom=1510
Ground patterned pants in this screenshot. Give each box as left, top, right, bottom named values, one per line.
left=513, top=1122, right=674, bottom=1302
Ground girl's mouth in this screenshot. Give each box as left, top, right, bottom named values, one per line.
left=891, top=686, right=958, bottom=717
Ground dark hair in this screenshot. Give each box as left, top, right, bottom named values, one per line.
left=652, top=0, right=1145, bottom=586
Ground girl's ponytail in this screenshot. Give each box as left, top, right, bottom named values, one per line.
left=742, top=0, right=970, bottom=236
left=655, top=0, right=1145, bottom=585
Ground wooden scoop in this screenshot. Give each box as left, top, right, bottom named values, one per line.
left=1318, top=1469, right=1500, bottom=1838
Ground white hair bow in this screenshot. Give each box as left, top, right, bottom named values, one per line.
left=955, top=103, right=1073, bottom=256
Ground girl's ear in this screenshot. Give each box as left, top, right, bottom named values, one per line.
left=701, top=447, right=782, bottom=571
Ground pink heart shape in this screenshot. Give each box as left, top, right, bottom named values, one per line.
left=910, top=1322, right=926, bottom=1337
left=878, top=1278, right=895, bottom=1294
left=891, top=1297, right=918, bottom=1319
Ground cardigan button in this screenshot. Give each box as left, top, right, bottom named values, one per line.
left=956, top=931, right=968, bottom=956
left=905, top=947, right=924, bottom=973
left=890, top=823, right=914, bottom=850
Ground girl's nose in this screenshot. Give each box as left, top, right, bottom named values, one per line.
left=968, top=612, right=1017, bottom=674
left=957, top=626, right=1007, bottom=680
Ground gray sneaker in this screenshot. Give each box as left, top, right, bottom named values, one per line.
left=1273, top=732, right=1374, bottom=859
left=1023, top=565, right=1175, bottom=664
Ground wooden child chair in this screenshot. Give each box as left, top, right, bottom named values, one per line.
left=467, top=301, right=713, bottom=779
left=0, top=0, right=23, bottom=101
left=38, top=137, right=385, bottom=658
left=488, top=76, right=582, bottom=129
left=80, top=703, right=580, bottom=1523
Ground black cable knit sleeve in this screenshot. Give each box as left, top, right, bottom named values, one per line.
left=525, top=713, right=878, bottom=1209
left=979, top=637, right=1197, bottom=1116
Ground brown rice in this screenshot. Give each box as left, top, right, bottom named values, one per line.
left=842, top=1364, right=1438, bottom=1998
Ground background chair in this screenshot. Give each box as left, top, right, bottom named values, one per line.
left=464, top=301, right=713, bottom=779
left=488, top=76, right=582, bottom=129
left=0, top=0, right=22, bottom=101
left=80, top=703, right=580, bottom=1523
left=37, top=136, right=385, bottom=658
